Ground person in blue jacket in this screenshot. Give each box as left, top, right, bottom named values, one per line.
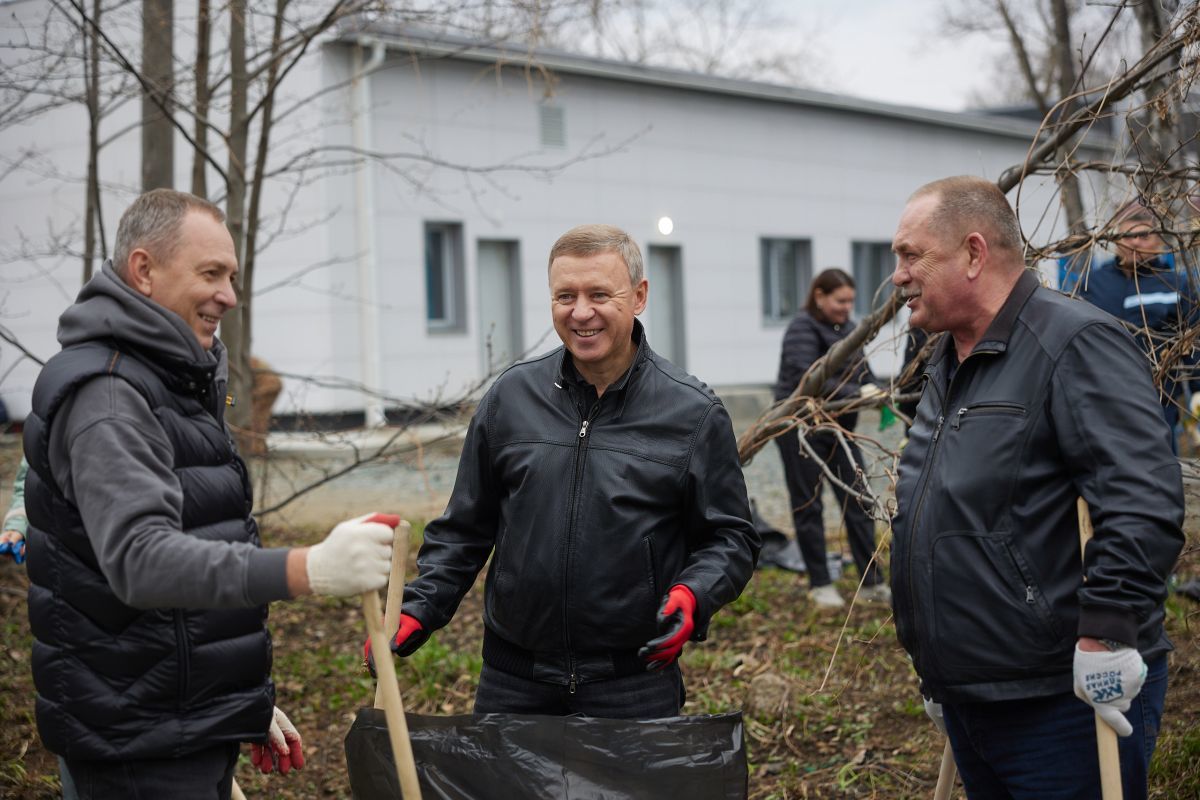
left=1079, top=201, right=1200, bottom=442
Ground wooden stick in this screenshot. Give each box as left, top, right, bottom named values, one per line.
left=376, top=520, right=412, bottom=710
left=1077, top=498, right=1124, bottom=800
left=362, top=516, right=422, bottom=800
left=933, top=739, right=957, bottom=800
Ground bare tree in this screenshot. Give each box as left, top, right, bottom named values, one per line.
left=141, top=0, right=173, bottom=189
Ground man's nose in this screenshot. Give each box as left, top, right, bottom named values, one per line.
left=218, top=277, right=238, bottom=309
left=891, top=263, right=906, bottom=286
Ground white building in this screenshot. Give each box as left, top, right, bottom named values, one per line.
left=1, top=25, right=1075, bottom=423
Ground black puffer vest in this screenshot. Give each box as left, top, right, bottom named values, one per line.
left=23, top=341, right=273, bottom=760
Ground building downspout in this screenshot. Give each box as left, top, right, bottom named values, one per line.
left=352, top=39, right=387, bottom=427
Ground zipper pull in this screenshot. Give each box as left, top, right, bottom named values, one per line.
left=1026, top=586, right=1034, bottom=603
left=932, top=414, right=945, bottom=443
left=952, top=407, right=968, bottom=430
left=569, top=674, right=577, bottom=694
left=579, top=420, right=589, bottom=438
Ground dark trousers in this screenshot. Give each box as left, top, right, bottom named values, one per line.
left=943, top=655, right=1168, bottom=800
left=474, top=662, right=686, bottom=719
left=773, top=425, right=882, bottom=588
left=66, top=742, right=239, bottom=800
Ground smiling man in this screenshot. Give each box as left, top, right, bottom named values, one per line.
left=378, top=223, right=759, bottom=718
left=890, top=176, right=1183, bottom=799
left=23, top=189, right=398, bottom=799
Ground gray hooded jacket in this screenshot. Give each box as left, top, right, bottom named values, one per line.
left=23, top=261, right=288, bottom=759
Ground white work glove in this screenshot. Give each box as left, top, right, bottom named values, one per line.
left=305, top=513, right=394, bottom=596
left=859, top=384, right=886, bottom=400
left=1073, top=643, right=1146, bottom=737
left=923, top=696, right=947, bottom=736
left=249, top=706, right=305, bottom=774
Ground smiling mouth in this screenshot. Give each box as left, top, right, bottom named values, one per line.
left=200, top=314, right=221, bottom=326
left=574, top=329, right=602, bottom=337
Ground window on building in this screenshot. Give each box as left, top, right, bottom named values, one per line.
left=425, top=222, right=465, bottom=331
left=760, top=238, right=812, bottom=323
left=851, top=241, right=895, bottom=317
left=539, top=104, right=565, bottom=148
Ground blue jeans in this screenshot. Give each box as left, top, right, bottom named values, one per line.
left=943, top=655, right=1168, bottom=800
left=473, top=662, right=686, bottom=719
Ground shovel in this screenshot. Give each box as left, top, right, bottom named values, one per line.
left=933, top=739, right=956, bottom=800
left=362, top=514, right=424, bottom=800
left=1077, top=498, right=1123, bottom=800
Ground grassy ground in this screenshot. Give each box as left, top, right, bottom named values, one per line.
left=1, top=442, right=1197, bottom=798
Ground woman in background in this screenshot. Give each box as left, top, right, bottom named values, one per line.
left=773, top=268, right=889, bottom=609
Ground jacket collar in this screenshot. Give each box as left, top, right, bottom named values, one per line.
left=554, top=318, right=650, bottom=394
left=927, top=268, right=1040, bottom=370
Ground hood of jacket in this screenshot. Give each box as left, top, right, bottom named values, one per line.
left=57, top=260, right=225, bottom=378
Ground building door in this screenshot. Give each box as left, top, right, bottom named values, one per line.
left=644, top=245, right=685, bottom=369
left=476, top=240, right=523, bottom=375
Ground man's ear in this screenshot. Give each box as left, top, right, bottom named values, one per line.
left=965, top=232, right=989, bottom=280
left=125, top=249, right=154, bottom=297
left=633, top=278, right=649, bottom=316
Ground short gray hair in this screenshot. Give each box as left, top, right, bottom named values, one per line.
left=112, top=188, right=225, bottom=277
left=910, top=176, right=1024, bottom=255
left=547, top=224, right=644, bottom=285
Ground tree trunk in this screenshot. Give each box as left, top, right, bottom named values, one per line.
left=141, top=0, right=175, bottom=190
left=1048, top=0, right=1088, bottom=284
left=223, top=0, right=253, bottom=447
left=1129, top=0, right=1184, bottom=209
left=191, top=0, right=210, bottom=197
left=83, top=0, right=104, bottom=281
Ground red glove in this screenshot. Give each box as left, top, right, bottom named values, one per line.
left=639, top=584, right=697, bottom=670
left=249, top=706, right=304, bottom=775
left=363, top=613, right=428, bottom=677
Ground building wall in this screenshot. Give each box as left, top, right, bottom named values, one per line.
left=300, top=46, right=1067, bottom=412
left=0, top=34, right=1069, bottom=420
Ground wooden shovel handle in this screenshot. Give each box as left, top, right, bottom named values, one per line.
left=933, top=739, right=957, bottom=800
left=362, top=516, right=422, bottom=800
left=1078, top=498, right=1124, bottom=800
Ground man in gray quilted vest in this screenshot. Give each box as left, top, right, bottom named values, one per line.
left=23, top=189, right=395, bottom=799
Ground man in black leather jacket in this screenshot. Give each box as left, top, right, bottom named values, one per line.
left=382, top=224, right=760, bottom=717
left=890, top=176, right=1183, bottom=798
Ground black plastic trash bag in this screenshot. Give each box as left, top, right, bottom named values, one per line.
left=750, top=499, right=806, bottom=573
left=345, top=709, right=747, bottom=799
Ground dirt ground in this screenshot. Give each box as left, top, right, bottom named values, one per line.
left=1, top=432, right=1197, bottom=799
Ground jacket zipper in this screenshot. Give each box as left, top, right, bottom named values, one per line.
left=950, top=402, right=1025, bottom=430
left=902, top=352, right=988, bottom=681
left=174, top=610, right=189, bottom=711
left=564, top=399, right=601, bottom=694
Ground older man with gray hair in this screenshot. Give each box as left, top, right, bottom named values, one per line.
left=890, top=176, right=1183, bottom=798
left=24, top=188, right=396, bottom=799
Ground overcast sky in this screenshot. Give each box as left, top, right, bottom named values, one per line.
left=780, top=0, right=1009, bottom=112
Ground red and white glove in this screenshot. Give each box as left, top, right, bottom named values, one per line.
left=639, top=584, right=697, bottom=670
left=305, top=513, right=398, bottom=596
left=250, top=706, right=305, bottom=775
